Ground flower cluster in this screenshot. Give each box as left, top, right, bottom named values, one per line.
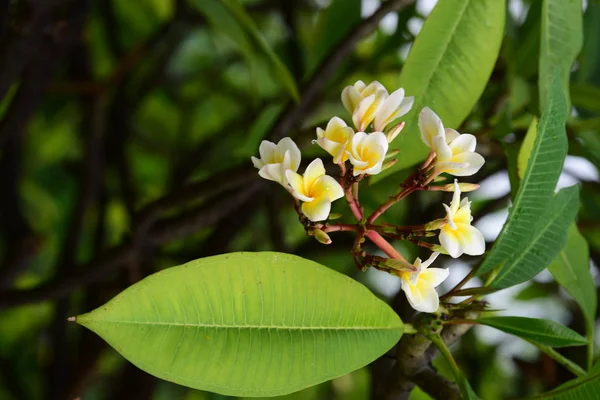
left=251, top=80, right=486, bottom=313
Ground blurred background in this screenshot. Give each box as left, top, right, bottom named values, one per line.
left=1, top=0, right=599, bottom=399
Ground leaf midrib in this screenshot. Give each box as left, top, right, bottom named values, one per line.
left=491, top=191, right=572, bottom=287
left=479, top=321, right=585, bottom=345
left=82, top=319, right=403, bottom=331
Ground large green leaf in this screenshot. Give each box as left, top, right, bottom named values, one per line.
left=571, top=83, right=600, bottom=114
left=529, top=370, right=600, bottom=399
left=539, top=0, right=583, bottom=110
left=489, top=185, right=580, bottom=289
left=477, top=317, right=587, bottom=348
left=74, top=252, right=403, bottom=397
left=477, top=76, right=568, bottom=279
left=374, top=0, right=505, bottom=182
left=548, top=225, right=596, bottom=338
left=517, top=118, right=538, bottom=180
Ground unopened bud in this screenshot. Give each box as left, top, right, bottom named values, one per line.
left=386, top=121, right=405, bottom=143
left=382, top=158, right=398, bottom=171
left=328, top=213, right=342, bottom=220
left=313, top=229, right=332, bottom=245
left=429, top=183, right=480, bottom=192
left=386, top=149, right=400, bottom=159
left=424, top=218, right=446, bottom=231
left=384, top=258, right=417, bottom=272
left=431, top=244, right=449, bottom=255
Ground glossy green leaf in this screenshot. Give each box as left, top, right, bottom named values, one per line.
left=220, top=0, right=300, bottom=102
left=517, top=117, right=538, bottom=179
left=489, top=185, right=580, bottom=289
left=477, top=316, right=587, bottom=348
left=548, top=225, right=596, bottom=337
left=477, top=76, right=568, bottom=279
left=374, top=0, right=505, bottom=182
left=75, top=252, right=403, bottom=397
left=539, top=0, right=583, bottom=110
left=529, top=370, right=600, bottom=399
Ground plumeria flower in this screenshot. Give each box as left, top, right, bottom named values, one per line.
left=251, top=137, right=301, bottom=186
left=347, top=131, right=388, bottom=176
left=342, top=80, right=413, bottom=132
left=399, top=252, right=449, bottom=313
left=314, top=117, right=354, bottom=163
left=418, top=108, right=485, bottom=177
left=285, top=158, right=344, bottom=222
left=439, top=180, right=485, bottom=258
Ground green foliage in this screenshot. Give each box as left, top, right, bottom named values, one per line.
left=375, top=0, right=505, bottom=181
left=75, top=252, right=403, bottom=397
left=517, top=118, right=538, bottom=180
left=477, top=76, right=568, bottom=280
left=529, top=370, right=600, bottom=399
left=548, top=225, right=597, bottom=338
left=539, top=0, right=583, bottom=110
left=477, top=317, right=587, bottom=348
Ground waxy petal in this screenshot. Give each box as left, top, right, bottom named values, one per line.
left=303, top=158, right=326, bottom=191
left=403, top=281, right=440, bottom=313
left=278, top=137, right=301, bottom=172
left=302, top=197, right=332, bottom=222
left=444, top=128, right=460, bottom=143
left=341, top=86, right=363, bottom=114
left=285, top=170, right=313, bottom=202
left=439, top=223, right=485, bottom=258
left=419, top=107, right=445, bottom=148
left=374, top=88, right=409, bottom=131
left=311, top=175, right=344, bottom=202
left=433, top=136, right=452, bottom=161
left=251, top=156, right=264, bottom=169
left=419, top=268, right=450, bottom=288
left=449, top=133, right=477, bottom=153
left=258, top=140, right=277, bottom=162
left=445, top=152, right=485, bottom=176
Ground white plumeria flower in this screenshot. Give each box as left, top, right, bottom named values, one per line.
left=399, top=252, right=449, bottom=313
left=373, top=88, right=414, bottom=132
left=347, top=131, right=388, bottom=176
left=342, top=80, right=413, bottom=132
left=314, top=117, right=355, bottom=163
left=285, top=158, right=344, bottom=222
left=251, top=137, right=301, bottom=186
left=419, top=107, right=485, bottom=177
left=439, top=180, right=486, bottom=258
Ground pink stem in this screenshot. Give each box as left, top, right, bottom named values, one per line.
left=322, top=224, right=359, bottom=233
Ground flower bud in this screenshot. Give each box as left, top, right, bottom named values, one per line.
left=428, top=182, right=480, bottom=192
left=382, top=158, right=398, bottom=171
left=328, top=213, right=342, bottom=220
left=313, top=229, right=332, bottom=245
left=424, top=218, right=446, bottom=231
left=431, top=244, right=449, bottom=255
left=385, top=149, right=400, bottom=159
left=385, top=121, right=405, bottom=143
left=384, top=258, right=418, bottom=272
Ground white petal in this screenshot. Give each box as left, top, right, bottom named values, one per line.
left=439, top=227, right=462, bottom=258
left=403, top=281, right=440, bottom=313
left=285, top=170, right=311, bottom=201
left=278, top=137, right=301, bottom=172
left=433, top=136, right=452, bottom=161
left=449, top=133, right=477, bottom=153
left=396, top=96, right=414, bottom=118
left=302, top=197, right=331, bottom=222
left=447, top=152, right=485, bottom=176
left=419, top=107, right=444, bottom=148
left=303, top=158, right=326, bottom=191
left=316, top=127, right=325, bottom=139
left=419, top=251, right=440, bottom=269
left=373, top=88, right=405, bottom=131
left=362, top=159, right=384, bottom=176
left=419, top=268, right=449, bottom=288
left=456, top=224, right=486, bottom=256
left=251, top=156, right=264, bottom=169
left=444, top=128, right=460, bottom=143
left=312, top=175, right=344, bottom=202
left=258, top=140, right=277, bottom=162
left=327, top=116, right=348, bottom=130
left=259, top=164, right=284, bottom=185
left=364, top=131, right=389, bottom=153
left=442, top=203, right=457, bottom=229
left=341, top=86, right=363, bottom=114
left=362, top=81, right=386, bottom=97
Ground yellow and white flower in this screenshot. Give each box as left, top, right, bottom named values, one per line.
left=419, top=107, right=484, bottom=177
left=342, top=80, right=413, bottom=132
left=347, top=131, right=388, bottom=176
left=399, top=252, right=449, bottom=313
left=314, top=117, right=354, bottom=163
left=285, top=158, right=344, bottom=221
left=439, top=180, right=485, bottom=258
left=251, top=137, right=301, bottom=186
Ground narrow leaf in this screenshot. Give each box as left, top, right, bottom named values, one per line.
left=489, top=185, right=579, bottom=289
left=529, top=370, right=600, bottom=399
left=477, top=316, right=587, bottom=348
left=477, top=76, right=568, bottom=278
left=548, top=225, right=596, bottom=339
left=373, top=0, right=506, bottom=182
left=539, top=0, right=583, bottom=110
left=74, top=252, right=403, bottom=397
